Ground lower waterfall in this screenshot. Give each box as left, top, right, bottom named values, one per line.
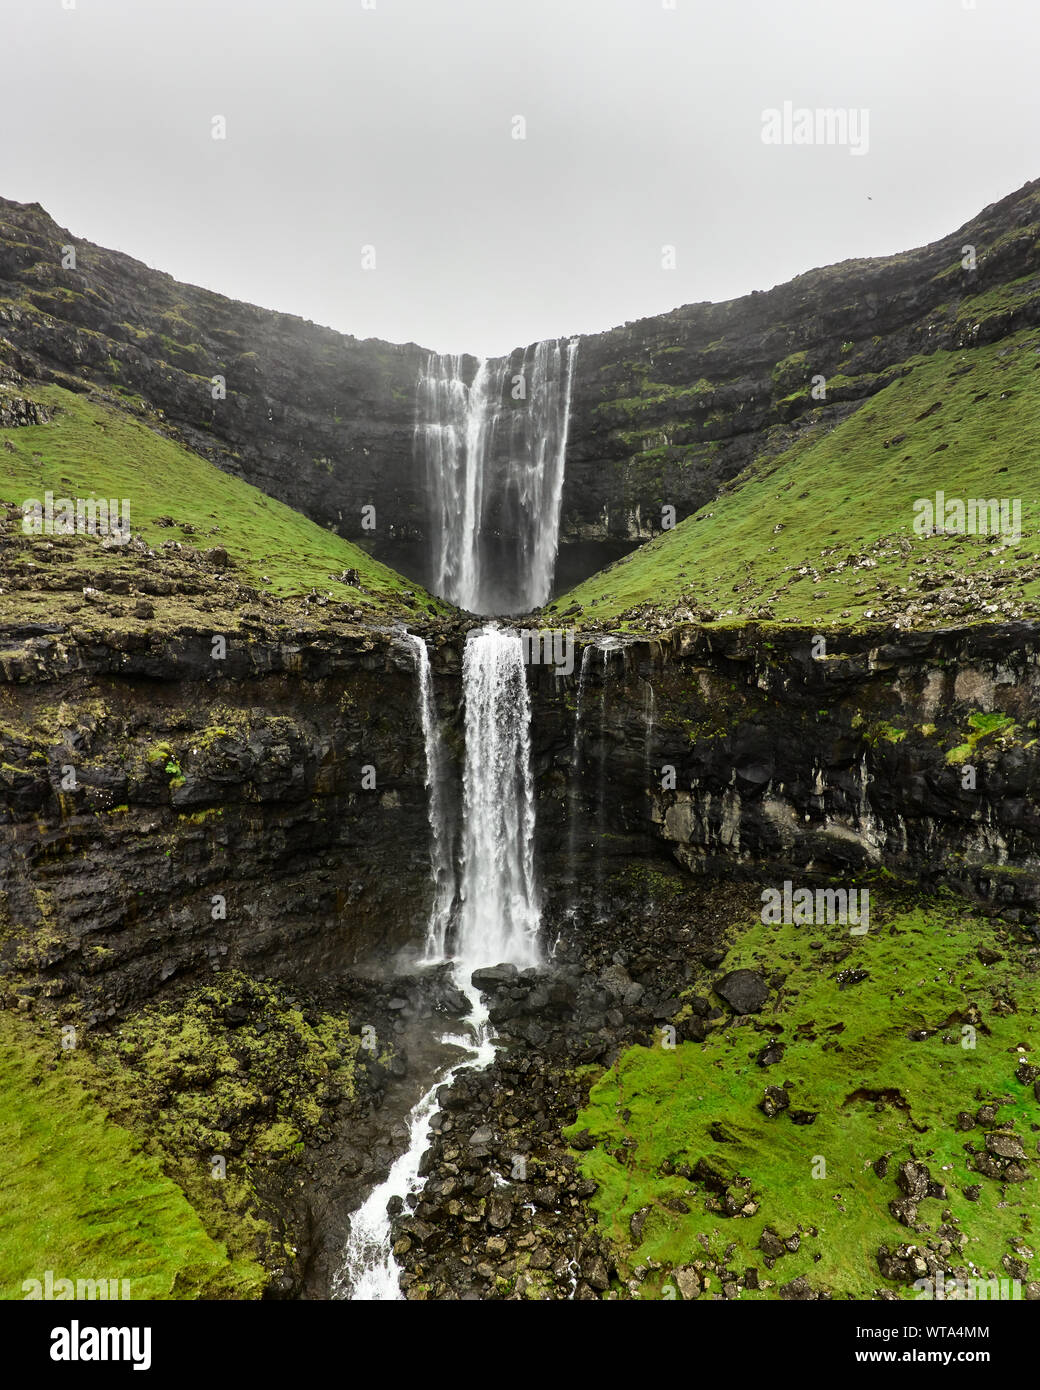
left=401, top=632, right=455, bottom=962
left=336, top=626, right=539, bottom=1299
left=456, top=626, right=541, bottom=972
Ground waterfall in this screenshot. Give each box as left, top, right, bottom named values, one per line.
left=416, top=338, right=579, bottom=615
left=566, top=644, right=594, bottom=912
left=593, top=640, right=620, bottom=919
left=643, top=679, right=656, bottom=805
left=456, top=625, right=541, bottom=972
left=643, top=677, right=657, bottom=907
left=332, top=1011, right=496, bottom=1301
left=337, top=625, right=540, bottom=1300
left=401, top=633, right=455, bottom=961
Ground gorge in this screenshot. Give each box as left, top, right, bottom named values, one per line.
left=1, top=180, right=1039, bottom=1303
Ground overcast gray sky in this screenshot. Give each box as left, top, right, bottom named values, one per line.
left=3, top=0, right=1038, bottom=357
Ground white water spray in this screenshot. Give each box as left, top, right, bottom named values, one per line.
left=566, top=644, right=595, bottom=911
left=401, top=633, right=455, bottom=961
left=337, top=626, right=541, bottom=1299
left=416, top=339, right=578, bottom=614
left=456, top=626, right=541, bottom=973
left=594, top=640, right=619, bottom=918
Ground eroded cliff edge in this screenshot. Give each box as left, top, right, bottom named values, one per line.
left=4, top=614, right=1036, bottom=1020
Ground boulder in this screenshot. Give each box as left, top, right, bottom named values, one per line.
left=713, top=969, right=769, bottom=1015
left=471, top=964, right=518, bottom=992
left=759, top=1086, right=790, bottom=1118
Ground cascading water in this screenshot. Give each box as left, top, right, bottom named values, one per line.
left=593, top=640, right=619, bottom=918
left=333, top=997, right=498, bottom=1300
left=339, top=326, right=565, bottom=1299
left=416, top=338, right=579, bottom=614
left=400, top=633, right=455, bottom=962
left=643, top=677, right=657, bottom=911
left=336, top=626, right=540, bottom=1300
left=566, top=644, right=594, bottom=914
left=456, top=626, right=540, bottom=973
left=643, top=678, right=657, bottom=817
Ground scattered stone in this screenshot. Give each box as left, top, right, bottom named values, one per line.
left=756, top=1041, right=785, bottom=1068
left=889, top=1197, right=919, bottom=1228
left=896, top=1160, right=931, bottom=1201
left=487, top=1194, right=513, bottom=1230
left=471, top=964, right=519, bottom=991
left=778, top=1275, right=813, bottom=1300
left=714, top=969, right=770, bottom=1015
left=759, top=1086, right=790, bottom=1117
left=758, top=1229, right=785, bottom=1258
left=985, top=1131, right=1027, bottom=1161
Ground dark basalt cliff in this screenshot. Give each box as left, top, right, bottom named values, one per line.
left=3, top=179, right=1038, bottom=593
left=0, top=197, right=429, bottom=551
left=0, top=621, right=464, bottom=1017
left=530, top=621, right=1040, bottom=924
left=562, top=179, right=1040, bottom=544
left=5, top=612, right=1036, bottom=1029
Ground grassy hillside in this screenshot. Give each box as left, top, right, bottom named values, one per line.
left=0, top=382, right=443, bottom=618
left=566, top=894, right=1040, bottom=1300
left=549, top=329, right=1040, bottom=632
left=0, top=1008, right=265, bottom=1300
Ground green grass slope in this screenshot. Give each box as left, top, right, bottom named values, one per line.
left=567, top=896, right=1040, bottom=1300
left=549, top=329, right=1040, bottom=632
left=0, top=382, right=442, bottom=615
left=0, top=1009, right=265, bottom=1300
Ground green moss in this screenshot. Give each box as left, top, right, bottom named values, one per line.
left=568, top=897, right=1040, bottom=1299
left=84, top=975, right=361, bottom=1290
left=0, top=1010, right=264, bottom=1300
left=610, top=863, right=687, bottom=901
left=771, top=350, right=810, bottom=396
left=178, top=807, right=224, bottom=825
left=867, top=721, right=907, bottom=746
left=945, top=711, right=1018, bottom=764
left=548, top=330, right=1040, bottom=631
left=0, top=383, right=444, bottom=611
left=955, top=273, right=1040, bottom=329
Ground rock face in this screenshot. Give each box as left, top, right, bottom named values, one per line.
left=527, top=621, right=1040, bottom=922
left=6, top=612, right=1037, bottom=1020
left=0, top=197, right=430, bottom=559
left=0, top=619, right=462, bottom=1016
left=2, top=178, right=1038, bottom=593
left=562, top=179, right=1040, bottom=544
left=3, top=609, right=1037, bottom=1026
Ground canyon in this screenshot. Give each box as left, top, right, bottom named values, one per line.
left=1, top=178, right=1039, bottom=1302
left=3, top=178, right=1038, bottom=590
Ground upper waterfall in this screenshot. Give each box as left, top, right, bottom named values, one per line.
left=416, top=338, right=578, bottom=615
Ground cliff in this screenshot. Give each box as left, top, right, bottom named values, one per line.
left=3, top=179, right=1038, bottom=593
